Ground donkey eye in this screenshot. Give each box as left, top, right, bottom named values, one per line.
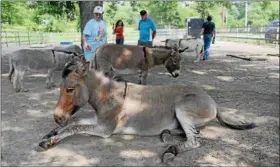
left=66, top=88, right=74, bottom=93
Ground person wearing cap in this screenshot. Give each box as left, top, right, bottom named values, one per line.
left=137, top=10, right=156, bottom=48
left=82, top=6, right=107, bottom=66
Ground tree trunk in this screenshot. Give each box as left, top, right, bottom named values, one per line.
left=78, top=1, right=103, bottom=49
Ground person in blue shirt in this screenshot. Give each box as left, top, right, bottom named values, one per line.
left=137, top=10, right=157, bottom=48
left=200, top=15, right=216, bottom=61
left=82, top=6, right=107, bottom=67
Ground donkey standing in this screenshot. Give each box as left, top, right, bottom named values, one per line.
left=93, top=43, right=188, bottom=84
left=163, top=38, right=204, bottom=63
left=37, top=60, right=256, bottom=163
left=8, top=45, right=82, bottom=92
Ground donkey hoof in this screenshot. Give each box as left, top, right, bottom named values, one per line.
left=15, top=88, right=21, bottom=92
left=45, top=84, right=52, bottom=89
left=36, top=141, right=51, bottom=152
left=162, top=152, right=176, bottom=163
left=51, top=83, right=57, bottom=88
left=21, top=89, right=29, bottom=92
left=42, top=130, right=58, bottom=140
left=162, top=145, right=178, bottom=163
left=161, top=129, right=171, bottom=143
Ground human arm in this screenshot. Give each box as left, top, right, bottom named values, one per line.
left=151, top=19, right=157, bottom=40
left=152, top=31, right=156, bottom=40
left=200, top=28, right=204, bottom=36
left=82, top=35, right=92, bottom=50
left=213, top=23, right=216, bottom=37
left=113, top=27, right=123, bottom=35
left=212, top=23, right=216, bottom=44
left=82, top=21, right=92, bottom=50
left=200, top=22, right=206, bottom=36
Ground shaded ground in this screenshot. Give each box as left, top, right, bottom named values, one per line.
left=1, top=41, right=279, bottom=166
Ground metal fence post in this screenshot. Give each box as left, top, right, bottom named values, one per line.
left=17, top=32, right=20, bottom=46
left=236, top=28, right=238, bottom=42
left=40, top=33, right=43, bottom=44
left=259, top=27, right=263, bottom=45
left=28, top=32, right=30, bottom=45
left=5, top=31, right=8, bottom=47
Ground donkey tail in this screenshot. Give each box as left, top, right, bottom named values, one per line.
left=216, top=110, right=256, bottom=130
left=8, top=56, right=14, bottom=81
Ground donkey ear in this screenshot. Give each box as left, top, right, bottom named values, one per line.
left=81, top=56, right=87, bottom=65
left=79, top=61, right=90, bottom=77
left=178, top=46, right=189, bottom=53
left=62, top=64, right=77, bottom=79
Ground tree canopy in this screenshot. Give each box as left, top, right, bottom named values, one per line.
left=1, top=1, right=279, bottom=32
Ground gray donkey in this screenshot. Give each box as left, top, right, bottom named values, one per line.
left=8, top=44, right=82, bottom=92
left=163, top=38, right=204, bottom=63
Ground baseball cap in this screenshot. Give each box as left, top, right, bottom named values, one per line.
left=93, top=6, right=104, bottom=14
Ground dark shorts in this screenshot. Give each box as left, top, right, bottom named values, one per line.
left=137, top=40, right=153, bottom=48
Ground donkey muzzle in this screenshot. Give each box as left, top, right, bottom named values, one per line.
left=171, top=70, right=180, bottom=78
left=53, top=108, right=69, bottom=127
left=54, top=115, right=68, bottom=127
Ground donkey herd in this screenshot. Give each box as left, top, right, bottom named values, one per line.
left=6, top=38, right=256, bottom=164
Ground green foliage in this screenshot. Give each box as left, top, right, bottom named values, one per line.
left=104, top=2, right=118, bottom=26
left=146, top=1, right=182, bottom=28
left=28, top=1, right=76, bottom=21
left=1, top=2, right=30, bottom=25
left=1, top=1, right=278, bottom=32
left=195, top=1, right=232, bottom=18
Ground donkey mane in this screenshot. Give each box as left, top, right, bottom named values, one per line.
left=62, top=63, right=76, bottom=79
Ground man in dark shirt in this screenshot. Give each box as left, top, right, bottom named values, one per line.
left=200, top=15, right=216, bottom=60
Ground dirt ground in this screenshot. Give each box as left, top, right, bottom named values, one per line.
left=1, top=41, right=279, bottom=166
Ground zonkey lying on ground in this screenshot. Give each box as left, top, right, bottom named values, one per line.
left=37, top=59, right=256, bottom=164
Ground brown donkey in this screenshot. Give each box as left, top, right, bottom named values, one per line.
left=94, top=43, right=188, bottom=85
left=38, top=61, right=256, bottom=163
